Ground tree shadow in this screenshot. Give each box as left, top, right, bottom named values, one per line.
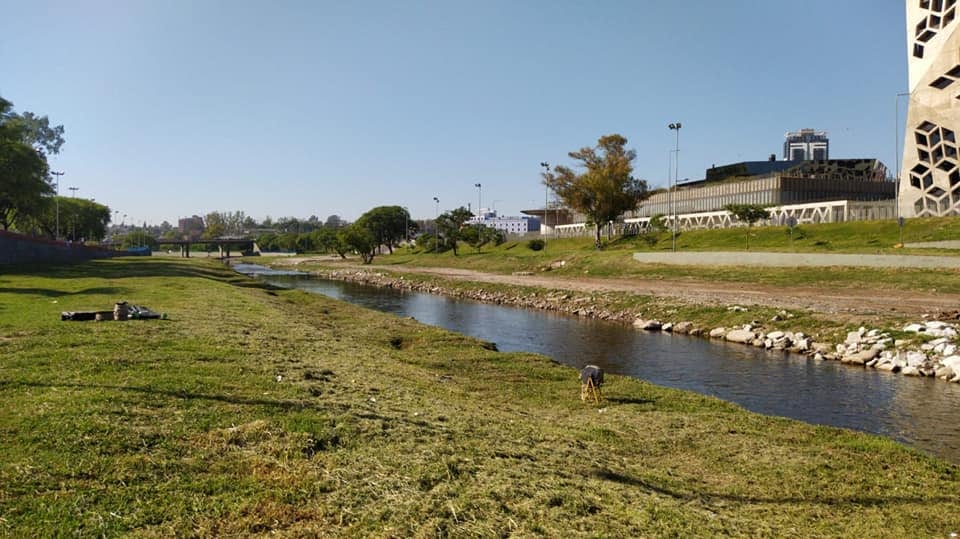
left=591, top=468, right=959, bottom=506
left=604, top=395, right=656, bottom=406
left=0, top=286, right=129, bottom=298
left=4, top=380, right=314, bottom=412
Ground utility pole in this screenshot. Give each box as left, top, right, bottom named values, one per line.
left=51, top=171, right=65, bottom=240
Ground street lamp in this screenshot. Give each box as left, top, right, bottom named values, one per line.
left=68, top=186, right=78, bottom=198
left=668, top=122, right=682, bottom=252
left=540, top=162, right=550, bottom=240
left=432, top=197, right=439, bottom=252
left=475, top=183, right=482, bottom=218
left=51, top=171, right=64, bottom=240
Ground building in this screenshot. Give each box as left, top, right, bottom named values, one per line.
left=784, top=129, right=829, bottom=161
left=177, top=215, right=205, bottom=241
left=467, top=210, right=540, bottom=235
left=899, top=1, right=960, bottom=217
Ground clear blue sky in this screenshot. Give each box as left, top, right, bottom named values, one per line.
left=2, top=1, right=907, bottom=226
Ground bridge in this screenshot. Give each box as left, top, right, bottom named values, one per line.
left=153, top=237, right=256, bottom=258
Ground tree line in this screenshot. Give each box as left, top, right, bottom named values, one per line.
left=1, top=96, right=111, bottom=241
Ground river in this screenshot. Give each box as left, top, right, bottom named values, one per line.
left=235, top=264, right=960, bottom=463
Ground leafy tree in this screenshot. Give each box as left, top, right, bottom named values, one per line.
left=337, top=224, right=377, bottom=264
left=324, top=214, right=345, bottom=229
left=0, top=97, right=62, bottom=230
left=120, top=230, right=158, bottom=249
left=724, top=204, right=770, bottom=250
left=203, top=212, right=226, bottom=239
left=461, top=224, right=503, bottom=253
left=435, top=207, right=473, bottom=255
left=356, top=206, right=410, bottom=254
left=543, top=134, right=649, bottom=249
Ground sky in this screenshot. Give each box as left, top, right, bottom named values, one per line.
left=2, top=1, right=908, bottom=226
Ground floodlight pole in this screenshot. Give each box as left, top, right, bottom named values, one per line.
left=540, top=162, right=550, bottom=243
left=668, top=123, right=682, bottom=252
left=51, top=171, right=65, bottom=240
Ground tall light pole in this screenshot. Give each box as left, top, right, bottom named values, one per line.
left=432, top=197, right=440, bottom=253
left=540, top=162, right=550, bottom=241
left=475, top=183, right=482, bottom=218
left=51, top=171, right=64, bottom=240
left=68, top=186, right=78, bottom=198
left=668, top=122, right=682, bottom=252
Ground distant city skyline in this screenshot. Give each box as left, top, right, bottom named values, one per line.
left=1, top=1, right=906, bottom=225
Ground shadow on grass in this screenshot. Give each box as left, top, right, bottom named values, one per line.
left=592, top=468, right=956, bottom=506
left=5, top=258, right=285, bottom=292
left=5, top=380, right=314, bottom=411
left=0, top=286, right=129, bottom=298
left=604, top=396, right=655, bottom=406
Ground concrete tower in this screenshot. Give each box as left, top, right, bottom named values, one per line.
left=900, top=0, right=960, bottom=217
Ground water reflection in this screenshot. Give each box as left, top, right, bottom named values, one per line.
left=242, top=268, right=960, bottom=462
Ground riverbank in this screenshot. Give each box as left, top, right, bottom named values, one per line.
left=3, top=258, right=960, bottom=535
left=280, top=260, right=960, bottom=386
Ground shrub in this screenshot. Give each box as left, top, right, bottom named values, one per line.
left=527, top=239, right=545, bottom=251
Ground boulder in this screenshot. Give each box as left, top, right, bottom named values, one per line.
left=842, top=347, right=880, bottom=365
left=709, top=327, right=726, bottom=338
left=752, top=338, right=765, bottom=347
left=906, top=351, right=926, bottom=368
left=767, top=330, right=785, bottom=341
left=642, top=320, right=663, bottom=331
left=876, top=362, right=898, bottom=372
left=940, top=355, right=960, bottom=372
left=903, top=323, right=925, bottom=333
left=725, top=329, right=756, bottom=344
left=673, top=321, right=694, bottom=334
left=844, top=331, right=862, bottom=346
left=811, top=342, right=832, bottom=355
left=661, top=322, right=673, bottom=333
left=901, top=366, right=921, bottom=376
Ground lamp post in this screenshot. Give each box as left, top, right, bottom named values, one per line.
left=540, top=162, right=550, bottom=241
left=51, top=171, right=64, bottom=240
left=68, top=186, right=78, bottom=198
left=432, top=197, right=439, bottom=251
left=474, top=183, right=482, bottom=219
left=668, top=122, right=682, bottom=252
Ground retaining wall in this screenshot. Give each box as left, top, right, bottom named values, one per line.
left=0, top=230, right=119, bottom=266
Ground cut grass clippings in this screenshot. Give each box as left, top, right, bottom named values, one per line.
left=1, top=257, right=959, bottom=536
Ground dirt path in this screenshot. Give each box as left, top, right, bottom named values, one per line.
left=278, top=257, right=960, bottom=320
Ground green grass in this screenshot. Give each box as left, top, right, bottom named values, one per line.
left=2, top=258, right=960, bottom=535
left=325, top=217, right=960, bottom=296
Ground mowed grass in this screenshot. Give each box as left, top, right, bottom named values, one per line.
left=1, top=258, right=959, bottom=536
left=349, top=216, right=960, bottom=295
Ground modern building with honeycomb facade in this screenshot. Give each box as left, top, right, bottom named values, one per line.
left=900, top=0, right=960, bottom=217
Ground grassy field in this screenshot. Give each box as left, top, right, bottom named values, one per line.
left=345, top=217, right=960, bottom=295
left=2, top=258, right=960, bottom=536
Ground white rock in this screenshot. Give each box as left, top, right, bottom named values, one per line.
left=725, top=329, right=756, bottom=344
left=935, top=366, right=955, bottom=379
left=813, top=353, right=824, bottom=361
left=845, top=331, right=862, bottom=346
left=867, top=329, right=880, bottom=337
left=943, top=344, right=957, bottom=356
left=661, top=322, right=673, bottom=332
left=709, top=327, right=726, bottom=338
left=925, top=321, right=948, bottom=330
left=866, top=358, right=880, bottom=368
left=903, top=323, right=925, bottom=333
left=906, top=351, right=926, bottom=368
left=902, top=366, right=921, bottom=376
left=836, top=344, right=848, bottom=355
left=767, top=330, right=785, bottom=341
left=843, top=348, right=880, bottom=365
left=940, top=355, right=960, bottom=371
left=876, top=362, right=898, bottom=372
left=794, top=338, right=810, bottom=352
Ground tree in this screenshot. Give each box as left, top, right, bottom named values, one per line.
left=120, top=230, right=158, bottom=249
left=337, top=224, right=377, bottom=264
left=324, top=214, right=345, bottom=229
left=724, top=204, right=770, bottom=250
left=0, top=97, right=62, bottom=231
left=435, top=207, right=473, bottom=255
left=356, top=206, right=410, bottom=254
left=543, top=134, right=649, bottom=248
left=461, top=224, right=503, bottom=253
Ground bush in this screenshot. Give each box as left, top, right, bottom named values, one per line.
left=527, top=239, right=545, bottom=251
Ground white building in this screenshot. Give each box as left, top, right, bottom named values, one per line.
left=467, top=210, right=539, bottom=235
left=899, top=0, right=960, bottom=217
